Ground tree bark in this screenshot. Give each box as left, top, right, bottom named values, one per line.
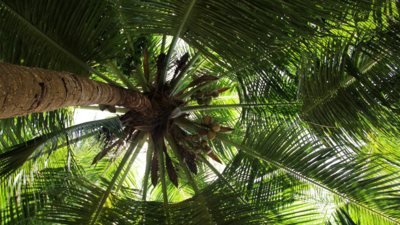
left=0, top=63, right=151, bottom=119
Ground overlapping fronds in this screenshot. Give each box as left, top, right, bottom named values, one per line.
left=298, top=20, right=400, bottom=160
left=0, top=168, right=164, bottom=225
left=1, top=0, right=400, bottom=224
left=121, top=0, right=394, bottom=63
left=0, top=117, right=122, bottom=182
left=218, top=121, right=400, bottom=223
left=0, top=108, right=73, bottom=150
left=0, top=0, right=123, bottom=77
left=326, top=204, right=399, bottom=225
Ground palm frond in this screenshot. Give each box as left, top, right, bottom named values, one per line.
left=1, top=167, right=165, bottom=225
left=0, top=117, right=122, bottom=182
left=0, top=108, right=73, bottom=150
left=215, top=122, right=400, bottom=223
left=0, top=0, right=123, bottom=82
left=1, top=0, right=400, bottom=224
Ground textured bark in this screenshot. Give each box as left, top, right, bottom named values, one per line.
left=0, top=63, right=151, bottom=119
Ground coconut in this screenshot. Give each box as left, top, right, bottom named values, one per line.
left=207, top=130, right=216, bottom=140
left=195, top=90, right=204, bottom=99
left=205, top=97, right=212, bottom=105
left=199, top=129, right=207, bottom=137
left=204, top=146, right=212, bottom=154
left=203, top=116, right=213, bottom=125
left=107, top=105, right=116, bottom=113
left=191, top=134, right=200, bottom=142
left=201, top=140, right=208, bottom=148
left=197, top=98, right=205, bottom=105
left=98, top=104, right=107, bottom=111
left=211, top=90, right=219, bottom=98
left=211, top=122, right=221, bottom=132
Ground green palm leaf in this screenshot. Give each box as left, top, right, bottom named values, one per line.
left=0, top=117, right=122, bottom=182
left=0, top=0, right=123, bottom=84
left=1, top=0, right=400, bottom=224
left=216, top=123, right=400, bottom=223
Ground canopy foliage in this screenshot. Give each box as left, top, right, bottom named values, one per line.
left=1, top=0, right=400, bottom=224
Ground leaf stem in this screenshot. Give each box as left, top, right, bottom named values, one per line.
left=115, top=133, right=148, bottom=192
left=158, top=141, right=168, bottom=205
left=166, top=135, right=214, bottom=224
left=180, top=103, right=299, bottom=113
left=107, top=61, right=140, bottom=91
left=198, top=154, right=247, bottom=203
left=175, top=66, right=242, bottom=101
left=301, top=76, right=354, bottom=117
left=161, top=33, right=167, bottom=55
left=135, top=62, right=151, bottom=92
left=170, top=51, right=202, bottom=95
left=90, top=131, right=146, bottom=225
left=142, top=136, right=154, bottom=201
left=157, top=140, right=170, bottom=224
left=117, top=9, right=150, bottom=92
left=159, top=0, right=197, bottom=86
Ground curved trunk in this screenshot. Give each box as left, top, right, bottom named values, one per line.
left=0, top=63, right=151, bottom=119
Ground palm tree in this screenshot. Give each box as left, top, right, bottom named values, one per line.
left=1, top=0, right=400, bottom=224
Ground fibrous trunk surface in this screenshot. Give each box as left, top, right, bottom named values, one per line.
left=0, top=63, right=151, bottom=118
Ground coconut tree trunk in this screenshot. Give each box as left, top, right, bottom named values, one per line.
left=0, top=63, right=151, bottom=119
